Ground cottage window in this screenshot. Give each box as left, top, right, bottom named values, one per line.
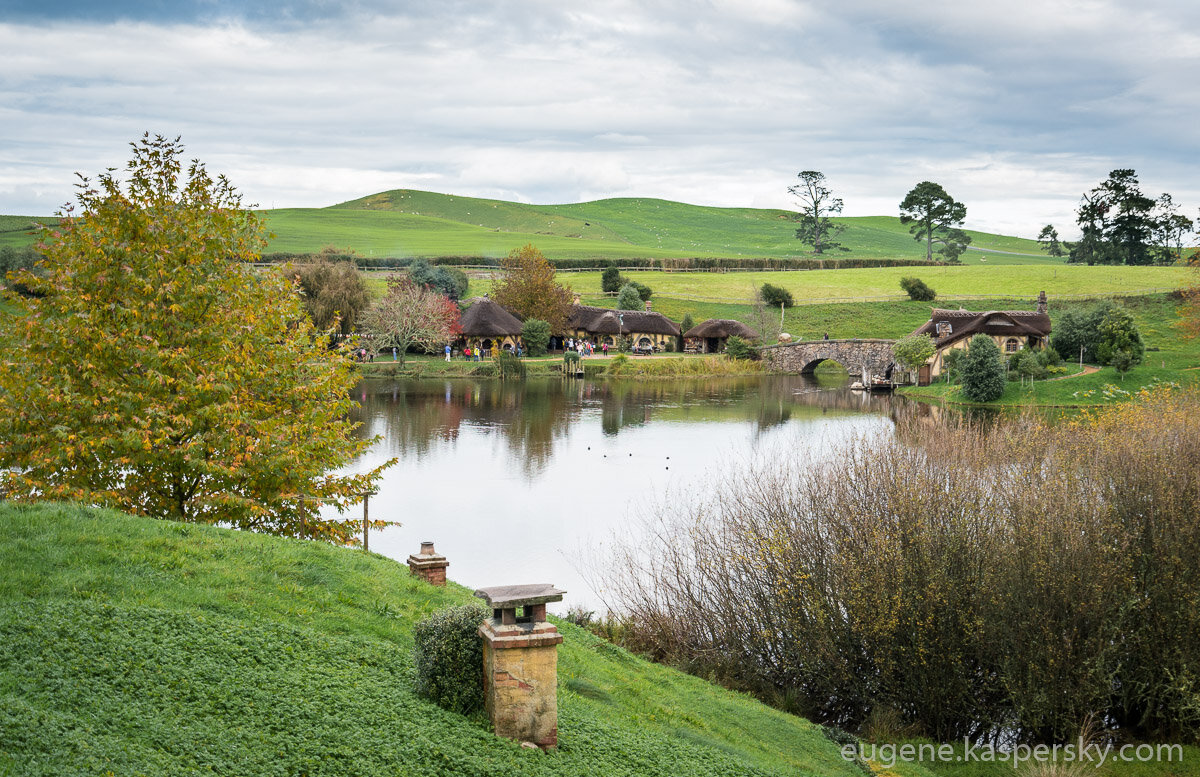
left=1005, top=338, right=1019, bottom=353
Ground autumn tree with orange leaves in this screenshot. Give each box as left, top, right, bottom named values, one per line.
left=0, top=134, right=390, bottom=544
left=489, top=243, right=574, bottom=333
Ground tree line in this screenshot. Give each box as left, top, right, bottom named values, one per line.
left=793, top=168, right=1196, bottom=265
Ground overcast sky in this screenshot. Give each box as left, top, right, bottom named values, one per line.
left=2, top=0, right=1198, bottom=238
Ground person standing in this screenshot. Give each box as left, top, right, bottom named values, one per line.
left=392, top=346, right=398, bottom=361
left=444, top=344, right=451, bottom=361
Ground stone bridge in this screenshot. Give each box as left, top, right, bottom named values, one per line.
left=761, top=338, right=897, bottom=384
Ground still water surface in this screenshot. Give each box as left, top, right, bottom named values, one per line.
left=325, top=375, right=911, bottom=610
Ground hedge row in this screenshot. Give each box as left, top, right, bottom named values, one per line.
left=258, top=252, right=945, bottom=271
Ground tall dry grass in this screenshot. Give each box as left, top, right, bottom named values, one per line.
left=602, top=386, right=1200, bottom=744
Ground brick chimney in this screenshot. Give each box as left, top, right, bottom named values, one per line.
left=407, top=541, right=449, bottom=586
left=475, top=584, right=565, bottom=749
left=644, top=300, right=652, bottom=312
left=1037, top=290, right=1048, bottom=314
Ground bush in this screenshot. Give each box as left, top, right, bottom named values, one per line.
left=521, top=318, right=551, bottom=357
left=960, top=334, right=1005, bottom=401
left=899, top=276, right=936, bottom=301
left=601, top=263, right=623, bottom=293
left=412, top=604, right=489, bottom=715
left=631, top=281, right=653, bottom=301
left=496, top=351, right=526, bottom=380
left=760, top=283, right=794, bottom=308
left=616, top=335, right=632, bottom=354
left=724, top=335, right=757, bottom=360
left=604, top=387, right=1200, bottom=742
left=615, top=283, right=643, bottom=310
left=1095, top=306, right=1144, bottom=368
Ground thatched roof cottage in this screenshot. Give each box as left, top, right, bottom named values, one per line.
left=458, top=297, right=524, bottom=353
left=682, top=319, right=761, bottom=354
left=910, top=291, right=1052, bottom=384
left=563, top=305, right=681, bottom=352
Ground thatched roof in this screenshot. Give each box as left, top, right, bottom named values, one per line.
left=566, top=305, right=680, bottom=337
left=459, top=297, right=524, bottom=337
left=911, top=307, right=1051, bottom=348
left=684, top=319, right=760, bottom=340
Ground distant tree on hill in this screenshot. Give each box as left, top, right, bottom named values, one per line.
left=789, top=170, right=848, bottom=254
left=1071, top=169, right=1161, bottom=266
left=1037, top=225, right=1066, bottom=258
left=0, top=134, right=388, bottom=543
left=1150, top=194, right=1193, bottom=266
left=899, top=181, right=971, bottom=262
left=489, top=244, right=574, bottom=333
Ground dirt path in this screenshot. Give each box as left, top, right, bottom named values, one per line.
left=1046, top=364, right=1101, bottom=381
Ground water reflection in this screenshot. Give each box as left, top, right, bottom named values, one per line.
left=335, top=374, right=907, bottom=609
left=350, top=375, right=900, bottom=478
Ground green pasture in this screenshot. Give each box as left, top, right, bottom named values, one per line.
left=322, top=189, right=1052, bottom=262
left=464, top=265, right=1190, bottom=303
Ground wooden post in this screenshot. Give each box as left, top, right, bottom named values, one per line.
left=362, top=493, right=369, bottom=552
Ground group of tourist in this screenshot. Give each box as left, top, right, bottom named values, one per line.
left=565, top=337, right=607, bottom=356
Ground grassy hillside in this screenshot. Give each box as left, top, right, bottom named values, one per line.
left=313, top=189, right=1050, bottom=262
left=0, top=503, right=921, bottom=777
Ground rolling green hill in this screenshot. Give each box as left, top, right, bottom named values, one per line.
left=0, top=502, right=928, bottom=777
left=0, top=188, right=1081, bottom=263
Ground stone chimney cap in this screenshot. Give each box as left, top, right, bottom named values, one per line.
left=474, top=584, right=565, bottom=608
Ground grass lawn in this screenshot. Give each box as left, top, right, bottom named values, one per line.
left=1, top=502, right=910, bottom=777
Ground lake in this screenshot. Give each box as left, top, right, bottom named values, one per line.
left=324, top=374, right=916, bottom=612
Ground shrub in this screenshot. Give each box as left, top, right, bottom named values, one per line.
left=960, top=334, right=1005, bottom=401
left=615, top=283, right=643, bottom=310
left=521, top=318, right=551, bottom=357
left=680, top=312, right=695, bottom=334
left=603, top=387, right=1200, bottom=742
left=1094, top=306, right=1144, bottom=368
left=760, top=283, right=794, bottom=308
left=724, top=335, right=757, bottom=360
left=496, top=351, right=526, bottom=380
left=601, top=262, right=624, bottom=293
left=563, top=350, right=581, bottom=370
left=1038, top=346, right=1062, bottom=367
left=412, top=604, right=489, bottom=715
left=899, top=276, right=936, bottom=301
left=616, top=335, right=632, bottom=353
left=631, top=281, right=653, bottom=301
left=606, top=353, right=631, bottom=375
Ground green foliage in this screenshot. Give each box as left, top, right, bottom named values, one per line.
left=607, top=390, right=1200, bottom=743
left=1074, top=169, right=1158, bottom=266
left=1039, top=345, right=1062, bottom=366
left=409, top=257, right=469, bottom=300
left=563, top=350, right=582, bottom=369
left=899, top=182, right=972, bottom=262
left=287, top=257, right=371, bottom=334
left=680, top=312, right=695, bottom=334
left=960, top=334, right=1006, bottom=402
left=521, top=318, right=551, bottom=356
left=724, top=335, right=757, bottom=360
left=790, top=170, right=849, bottom=254
left=616, top=335, right=633, bottom=354
left=489, top=243, right=574, bottom=333
left=899, top=276, right=936, bottom=301
left=361, top=275, right=462, bottom=364
left=0, top=244, right=39, bottom=275
left=496, top=350, right=526, bottom=380
left=1037, top=224, right=1065, bottom=257
left=893, top=333, right=936, bottom=375
left=615, top=282, right=644, bottom=310
left=412, top=604, right=489, bottom=715
left=631, top=280, right=653, bottom=301
left=941, top=348, right=964, bottom=383
left=0, top=134, right=387, bottom=543
left=760, top=282, right=794, bottom=308
left=601, top=262, right=624, bottom=293
left=1095, top=306, right=1145, bottom=368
